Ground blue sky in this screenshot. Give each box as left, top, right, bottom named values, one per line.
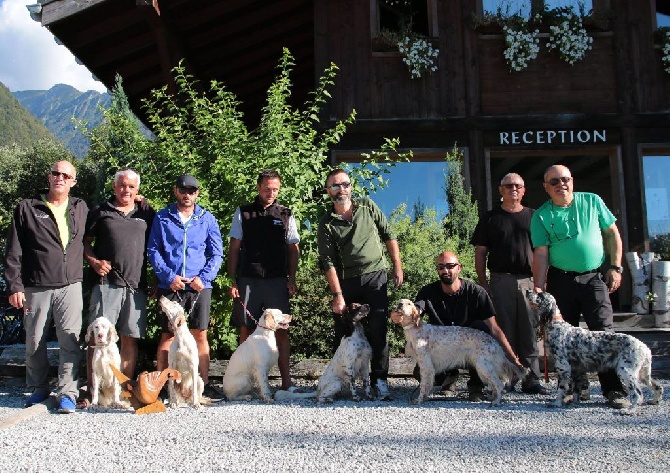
left=0, top=0, right=106, bottom=92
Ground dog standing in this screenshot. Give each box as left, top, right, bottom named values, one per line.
left=85, top=317, right=123, bottom=407
left=159, top=296, right=207, bottom=408
left=222, top=308, right=291, bottom=402
left=526, top=290, right=663, bottom=413
left=390, top=299, right=527, bottom=405
left=315, top=303, right=373, bottom=403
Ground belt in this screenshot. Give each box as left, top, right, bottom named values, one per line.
left=549, top=266, right=599, bottom=277
left=489, top=272, right=532, bottom=279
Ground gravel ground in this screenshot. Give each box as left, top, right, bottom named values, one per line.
left=0, top=376, right=668, bottom=472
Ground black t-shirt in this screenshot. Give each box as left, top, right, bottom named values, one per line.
left=85, top=198, right=155, bottom=289
left=470, top=206, right=534, bottom=275
left=414, top=279, right=495, bottom=326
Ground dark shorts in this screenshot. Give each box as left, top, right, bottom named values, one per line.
left=157, top=288, right=212, bottom=332
left=88, top=283, right=147, bottom=338
left=230, top=276, right=290, bottom=329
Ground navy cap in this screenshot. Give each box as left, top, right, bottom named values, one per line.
left=175, top=175, right=199, bottom=189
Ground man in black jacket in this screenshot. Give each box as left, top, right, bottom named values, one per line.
left=5, top=160, right=88, bottom=414
left=227, top=170, right=299, bottom=391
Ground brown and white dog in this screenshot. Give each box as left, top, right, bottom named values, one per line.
left=85, top=317, right=124, bottom=408
left=159, top=296, right=208, bottom=408
left=223, top=308, right=292, bottom=402
left=315, top=303, right=373, bottom=403
left=526, top=290, right=663, bottom=414
left=390, top=299, right=527, bottom=405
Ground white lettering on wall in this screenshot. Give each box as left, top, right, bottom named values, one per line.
left=498, top=129, right=607, bottom=145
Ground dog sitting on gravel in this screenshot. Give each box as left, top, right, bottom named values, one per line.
left=526, top=290, right=663, bottom=413
left=85, top=317, right=124, bottom=408
left=223, top=308, right=292, bottom=402
left=314, top=303, right=373, bottom=403
left=159, top=296, right=208, bottom=408
left=390, top=299, right=527, bottom=406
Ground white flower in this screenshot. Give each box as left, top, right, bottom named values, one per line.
left=502, top=24, right=540, bottom=72
left=546, top=14, right=593, bottom=65
left=662, top=31, right=670, bottom=73
left=397, top=36, right=439, bottom=79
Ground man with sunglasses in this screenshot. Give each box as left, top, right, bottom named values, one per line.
left=470, top=173, right=549, bottom=396
left=5, top=161, right=88, bottom=413
left=227, top=169, right=300, bottom=392
left=147, top=175, right=225, bottom=401
left=413, top=251, right=523, bottom=402
left=317, top=168, right=403, bottom=401
left=530, top=164, right=628, bottom=409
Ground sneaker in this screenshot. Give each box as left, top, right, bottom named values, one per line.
left=25, top=391, right=49, bottom=408
left=375, top=379, right=392, bottom=401
left=57, top=396, right=76, bottom=414
left=202, top=382, right=226, bottom=402
left=468, top=390, right=486, bottom=402
left=606, top=391, right=631, bottom=410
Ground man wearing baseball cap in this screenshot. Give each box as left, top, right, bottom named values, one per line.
left=147, top=174, right=225, bottom=400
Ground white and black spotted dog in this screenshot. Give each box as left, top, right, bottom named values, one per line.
left=391, top=299, right=528, bottom=406
left=526, top=290, right=663, bottom=414
left=315, top=303, right=373, bottom=403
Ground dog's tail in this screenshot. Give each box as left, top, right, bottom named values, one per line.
left=273, top=389, right=317, bottom=401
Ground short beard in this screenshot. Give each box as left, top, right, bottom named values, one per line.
left=439, top=273, right=454, bottom=285
left=331, top=195, right=350, bottom=206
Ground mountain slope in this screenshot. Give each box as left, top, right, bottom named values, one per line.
left=14, top=84, right=111, bottom=158
left=0, top=82, right=56, bottom=148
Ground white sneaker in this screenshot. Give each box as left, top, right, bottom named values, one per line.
left=375, top=379, right=391, bottom=401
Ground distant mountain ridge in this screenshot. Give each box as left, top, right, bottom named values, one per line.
left=13, top=84, right=111, bottom=158
left=0, top=82, right=55, bottom=148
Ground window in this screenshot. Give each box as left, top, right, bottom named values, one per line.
left=657, top=0, right=670, bottom=28
left=482, top=0, right=593, bottom=16
left=371, top=0, right=437, bottom=41
left=643, top=153, right=670, bottom=240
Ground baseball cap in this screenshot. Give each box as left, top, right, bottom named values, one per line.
left=175, top=175, right=199, bottom=189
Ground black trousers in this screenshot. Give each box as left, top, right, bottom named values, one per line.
left=334, top=270, right=389, bottom=383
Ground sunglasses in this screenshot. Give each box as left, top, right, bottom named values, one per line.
left=50, top=170, right=74, bottom=180
left=436, top=263, right=460, bottom=270
left=546, top=176, right=572, bottom=186
left=327, top=182, right=351, bottom=192
left=502, top=183, right=524, bottom=189
left=177, top=187, right=198, bottom=195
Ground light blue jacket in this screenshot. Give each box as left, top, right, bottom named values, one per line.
left=147, top=203, right=224, bottom=289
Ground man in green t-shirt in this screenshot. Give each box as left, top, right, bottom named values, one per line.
left=530, top=164, right=628, bottom=409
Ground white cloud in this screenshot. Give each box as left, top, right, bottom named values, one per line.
left=0, top=0, right=107, bottom=92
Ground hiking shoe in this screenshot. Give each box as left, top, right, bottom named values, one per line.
left=375, top=379, right=392, bottom=401
left=57, top=396, right=76, bottom=414
left=25, top=391, right=49, bottom=408
left=606, top=391, right=631, bottom=410
left=203, top=382, right=226, bottom=402
left=468, top=390, right=486, bottom=402
left=563, top=390, right=591, bottom=404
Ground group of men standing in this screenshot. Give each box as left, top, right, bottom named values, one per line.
left=4, top=159, right=630, bottom=412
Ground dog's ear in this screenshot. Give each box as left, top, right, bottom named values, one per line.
left=264, top=310, right=277, bottom=330
left=85, top=321, right=95, bottom=343
left=108, top=323, right=119, bottom=344
left=411, top=305, right=421, bottom=327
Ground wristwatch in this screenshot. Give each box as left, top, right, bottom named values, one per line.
left=609, top=265, right=624, bottom=274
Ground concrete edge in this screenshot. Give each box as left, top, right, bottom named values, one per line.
left=0, top=397, right=54, bottom=430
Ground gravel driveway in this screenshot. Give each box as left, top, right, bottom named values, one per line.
left=0, top=376, right=668, bottom=472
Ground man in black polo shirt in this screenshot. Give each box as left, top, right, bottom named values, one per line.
left=83, top=169, right=155, bottom=396
left=227, top=169, right=300, bottom=392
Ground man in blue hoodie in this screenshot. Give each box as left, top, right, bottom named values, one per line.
left=147, top=175, right=224, bottom=400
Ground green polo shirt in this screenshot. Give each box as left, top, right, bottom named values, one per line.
left=317, top=197, right=396, bottom=279
left=530, top=192, right=615, bottom=273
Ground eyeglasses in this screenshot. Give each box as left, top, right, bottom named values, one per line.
left=546, top=176, right=572, bottom=186
left=502, top=183, right=524, bottom=189
left=177, top=187, right=198, bottom=195
left=327, top=182, right=351, bottom=192
left=50, top=170, right=74, bottom=180
left=436, top=263, right=460, bottom=271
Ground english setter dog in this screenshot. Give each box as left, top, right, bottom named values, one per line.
left=315, top=303, right=373, bottom=403
left=526, top=290, right=663, bottom=414
left=390, top=299, right=527, bottom=406
left=223, top=308, right=292, bottom=402
left=159, top=296, right=207, bottom=408
left=85, top=317, right=123, bottom=408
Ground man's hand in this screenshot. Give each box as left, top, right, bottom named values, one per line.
left=229, top=282, right=240, bottom=299
left=331, top=294, right=346, bottom=314
left=91, top=258, right=112, bottom=277
left=287, top=276, right=298, bottom=297
left=189, top=276, right=204, bottom=292
left=606, top=268, right=622, bottom=293
left=170, top=275, right=193, bottom=292
left=393, top=265, right=404, bottom=288
left=8, top=292, right=25, bottom=309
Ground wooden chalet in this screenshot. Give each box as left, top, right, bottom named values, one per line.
left=29, top=0, right=670, bottom=310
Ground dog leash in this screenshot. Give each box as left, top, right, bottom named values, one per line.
left=174, top=290, right=201, bottom=320
left=234, top=297, right=271, bottom=330
left=542, top=330, right=549, bottom=383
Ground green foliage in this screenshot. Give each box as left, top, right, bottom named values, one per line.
left=650, top=234, right=670, bottom=261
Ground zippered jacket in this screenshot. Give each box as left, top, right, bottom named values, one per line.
left=147, top=203, right=224, bottom=289
left=5, top=193, right=88, bottom=294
